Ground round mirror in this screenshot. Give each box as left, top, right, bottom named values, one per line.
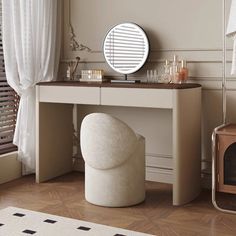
left=103, top=22, right=149, bottom=75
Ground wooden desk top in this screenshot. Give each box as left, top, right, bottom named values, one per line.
left=37, top=81, right=201, bottom=90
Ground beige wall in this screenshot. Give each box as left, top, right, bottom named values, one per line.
left=61, top=0, right=236, bottom=186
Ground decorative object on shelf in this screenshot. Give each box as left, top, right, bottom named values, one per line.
left=179, top=60, right=188, bottom=83
left=159, top=55, right=188, bottom=84
left=170, top=55, right=180, bottom=83
left=212, top=0, right=236, bottom=215
left=103, top=22, right=149, bottom=83
left=66, top=57, right=80, bottom=81
left=80, top=69, right=105, bottom=82
left=159, top=60, right=171, bottom=84
left=146, top=69, right=158, bottom=83
left=68, top=0, right=91, bottom=52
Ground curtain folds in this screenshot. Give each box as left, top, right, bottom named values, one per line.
left=2, top=0, right=61, bottom=173
left=226, top=0, right=236, bottom=75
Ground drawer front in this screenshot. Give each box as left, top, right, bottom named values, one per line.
left=37, top=86, right=100, bottom=105
left=101, top=87, right=173, bottom=108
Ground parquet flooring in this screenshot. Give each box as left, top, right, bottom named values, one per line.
left=0, top=172, right=236, bottom=236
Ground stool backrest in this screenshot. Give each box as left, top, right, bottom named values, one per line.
left=80, top=113, right=138, bottom=170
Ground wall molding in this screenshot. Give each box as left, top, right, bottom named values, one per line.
left=146, top=153, right=172, bottom=158
left=67, top=48, right=234, bottom=54
left=60, top=60, right=233, bottom=64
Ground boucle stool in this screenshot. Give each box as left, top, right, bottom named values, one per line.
left=80, top=113, right=145, bottom=207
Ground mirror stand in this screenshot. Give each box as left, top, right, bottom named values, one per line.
left=110, top=74, right=141, bottom=84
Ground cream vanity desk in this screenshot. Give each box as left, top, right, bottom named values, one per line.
left=36, top=81, right=201, bottom=206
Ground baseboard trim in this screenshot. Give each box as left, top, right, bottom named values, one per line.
left=72, top=155, right=212, bottom=189
left=146, top=167, right=173, bottom=184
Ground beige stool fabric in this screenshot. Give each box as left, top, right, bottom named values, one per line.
left=80, top=113, right=145, bottom=207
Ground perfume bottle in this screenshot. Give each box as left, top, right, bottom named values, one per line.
left=170, top=55, right=180, bottom=83
left=179, top=60, right=188, bottom=83
left=160, top=60, right=171, bottom=83
left=66, top=65, right=72, bottom=80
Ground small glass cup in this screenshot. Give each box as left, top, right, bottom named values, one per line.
left=147, top=69, right=158, bottom=83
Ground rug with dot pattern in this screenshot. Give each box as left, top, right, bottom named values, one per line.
left=0, top=207, right=154, bottom=236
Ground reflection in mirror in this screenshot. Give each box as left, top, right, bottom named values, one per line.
left=103, top=22, right=149, bottom=81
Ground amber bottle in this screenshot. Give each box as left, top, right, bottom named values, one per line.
left=179, top=60, right=188, bottom=83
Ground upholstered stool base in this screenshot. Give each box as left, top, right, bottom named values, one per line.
left=85, top=135, right=145, bottom=207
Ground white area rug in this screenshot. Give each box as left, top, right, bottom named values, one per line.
left=0, top=207, right=154, bottom=236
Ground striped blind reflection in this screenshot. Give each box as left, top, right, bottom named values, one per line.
left=0, top=1, right=19, bottom=155
left=104, top=24, right=146, bottom=73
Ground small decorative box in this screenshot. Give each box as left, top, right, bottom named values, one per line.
left=80, top=70, right=105, bottom=82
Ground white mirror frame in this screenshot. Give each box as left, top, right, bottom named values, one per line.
left=103, top=22, right=149, bottom=75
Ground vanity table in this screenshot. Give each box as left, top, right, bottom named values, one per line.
left=36, top=81, right=201, bottom=206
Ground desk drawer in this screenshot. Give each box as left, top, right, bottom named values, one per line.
left=37, top=86, right=100, bottom=104
left=101, top=87, right=173, bottom=108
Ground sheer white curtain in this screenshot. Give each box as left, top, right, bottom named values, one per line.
left=2, top=0, right=61, bottom=173
left=226, top=0, right=236, bottom=75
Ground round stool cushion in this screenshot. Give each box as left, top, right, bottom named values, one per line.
left=80, top=113, right=138, bottom=170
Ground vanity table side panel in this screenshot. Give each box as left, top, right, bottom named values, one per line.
left=172, top=87, right=202, bottom=205
left=37, top=85, right=100, bottom=105
left=36, top=102, right=74, bottom=183
left=101, top=88, right=173, bottom=108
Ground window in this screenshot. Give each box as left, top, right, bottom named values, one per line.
left=0, top=2, right=19, bottom=155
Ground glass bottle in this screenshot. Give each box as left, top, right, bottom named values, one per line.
left=161, top=60, right=171, bottom=83
left=179, top=60, right=188, bottom=83
left=171, top=55, right=180, bottom=83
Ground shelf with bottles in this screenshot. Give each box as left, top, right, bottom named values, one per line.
left=147, top=55, right=189, bottom=84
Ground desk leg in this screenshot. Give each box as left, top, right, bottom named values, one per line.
left=36, top=102, right=73, bottom=183
left=172, top=88, right=201, bottom=205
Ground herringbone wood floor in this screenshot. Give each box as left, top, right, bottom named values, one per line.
left=0, top=172, right=236, bottom=236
